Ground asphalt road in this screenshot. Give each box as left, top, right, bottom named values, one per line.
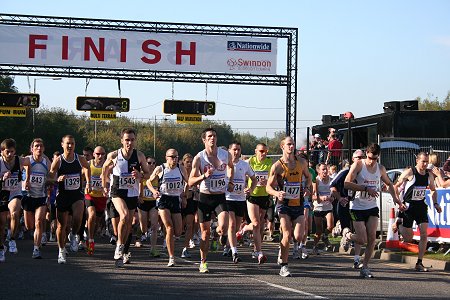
left=1, top=236, right=449, bottom=300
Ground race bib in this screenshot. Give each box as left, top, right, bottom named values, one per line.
left=119, top=173, right=136, bottom=189
left=165, top=178, right=183, bottom=195
left=231, top=179, right=245, bottom=195
left=359, top=185, right=377, bottom=200
left=3, top=173, right=19, bottom=191
left=254, top=171, right=268, bottom=187
left=91, top=176, right=102, bottom=191
left=283, top=182, right=301, bottom=200
left=143, top=186, right=153, bottom=198
left=30, top=172, right=45, bottom=189
left=411, top=186, right=426, bottom=201
left=64, top=173, right=80, bottom=190
left=209, top=174, right=226, bottom=192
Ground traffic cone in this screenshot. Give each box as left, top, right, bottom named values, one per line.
left=386, top=208, right=400, bottom=249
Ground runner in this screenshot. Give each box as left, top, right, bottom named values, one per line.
left=394, top=152, right=442, bottom=272
left=226, top=142, right=257, bottom=263
left=188, top=128, right=234, bottom=273
left=84, top=146, right=107, bottom=255
left=237, top=143, right=272, bottom=263
left=102, top=128, right=150, bottom=266
left=343, top=143, right=406, bottom=278
left=48, top=135, right=91, bottom=264
left=180, top=153, right=198, bottom=259
left=148, top=149, right=188, bottom=267
left=23, top=138, right=52, bottom=259
left=266, top=136, right=311, bottom=277
left=312, top=163, right=334, bottom=255
left=0, top=138, right=30, bottom=260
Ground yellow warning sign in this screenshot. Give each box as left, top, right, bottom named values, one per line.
left=176, top=114, right=202, bottom=124
left=90, top=111, right=117, bottom=120
left=0, top=107, right=27, bottom=117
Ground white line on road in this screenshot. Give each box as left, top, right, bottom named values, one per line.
left=250, top=278, right=328, bottom=299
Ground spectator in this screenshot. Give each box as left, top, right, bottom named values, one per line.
left=326, top=133, right=343, bottom=170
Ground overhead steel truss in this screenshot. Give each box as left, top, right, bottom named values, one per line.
left=0, top=13, right=298, bottom=137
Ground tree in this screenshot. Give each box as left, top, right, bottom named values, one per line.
left=417, top=92, right=450, bottom=111
left=0, top=75, right=18, bottom=92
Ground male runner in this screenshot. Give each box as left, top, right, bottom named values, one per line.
left=267, top=136, right=311, bottom=277
left=188, top=128, right=234, bottom=273
left=344, top=143, right=406, bottom=278
left=102, top=128, right=150, bottom=266
left=394, top=152, right=442, bottom=272
left=48, top=135, right=91, bottom=264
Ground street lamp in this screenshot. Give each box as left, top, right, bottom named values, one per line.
left=32, top=77, right=62, bottom=133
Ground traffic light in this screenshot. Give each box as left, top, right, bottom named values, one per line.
left=76, top=96, right=130, bottom=112
left=0, top=93, right=40, bottom=108
left=163, top=100, right=216, bottom=115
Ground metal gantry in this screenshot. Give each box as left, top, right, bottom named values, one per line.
left=0, top=13, right=298, bottom=137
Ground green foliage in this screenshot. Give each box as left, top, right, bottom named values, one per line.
left=0, top=75, right=18, bottom=93
left=417, top=91, right=450, bottom=111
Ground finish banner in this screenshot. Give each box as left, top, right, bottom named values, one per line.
left=0, top=25, right=277, bottom=75
left=413, top=188, right=450, bottom=243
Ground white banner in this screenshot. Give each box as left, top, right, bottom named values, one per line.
left=0, top=25, right=277, bottom=75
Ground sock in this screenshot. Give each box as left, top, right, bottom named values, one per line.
left=417, top=259, right=422, bottom=265
left=299, top=242, right=304, bottom=249
left=34, top=245, right=39, bottom=251
left=59, top=248, right=65, bottom=253
left=231, top=247, right=237, bottom=255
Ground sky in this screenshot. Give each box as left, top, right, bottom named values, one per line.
left=3, top=0, right=450, bottom=146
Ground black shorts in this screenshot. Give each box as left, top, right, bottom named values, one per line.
left=350, top=207, right=379, bottom=223
left=266, top=204, right=275, bottom=222
left=138, top=200, right=157, bottom=212
left=0, top=200, right=8, bottom=213
left=182, top=197, right=198, bottom=216
left=119, top=196, right=139, bottom=211
left=313, top=210, right=333, bottom=218
left=248, top=195, right=271, bottom=210
left=22, top=196, right=47, bottom=212
left=403, top=201, right=428, bottom=228
left=107, top=198, right=120, bottom=219
left=198, top=193, right=227, bottom=223
left=157, top=195, right=181, bottom=214
left=276, top=203, right=304, bottom=221
left=55, top=193, right=83, bottom=213
left=227, top=200, right=246, bottom=218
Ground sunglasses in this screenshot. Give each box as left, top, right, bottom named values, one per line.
left=367, top=155, right=379, bottom=160
left=257, top=150, right=267, bottom=153
left=147, top=161, right=156, bottom=165
left=95, top=152, right=105, bottom=155
left=167, top=155, right=179, bottom=159
left=354, top=156, right=365, bottom=159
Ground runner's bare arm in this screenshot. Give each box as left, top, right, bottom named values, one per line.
left=344, top=161, right=363, bottom=191
left=188, top=155, right=203, bottom=187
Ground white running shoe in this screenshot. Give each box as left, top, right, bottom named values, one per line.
left=32, top=248, right=42, bottom=259
left=57, top=251, right=67, bottom=264
left=167, top=257, right=175, bottom=267
left=181, top=248, right=191, bottom=258
left=8, top=240, right=18, bottom=254
left=301, top=247, right=309, bottom=259
left=123, top=252, right=131, bottom=264
left=293, top=249, right=300, bottom=259
left=189, top=239, right=195, bottom=249
left=279, top=265, right=292, bottom=277
left=114, top=244, right=124, bottom=260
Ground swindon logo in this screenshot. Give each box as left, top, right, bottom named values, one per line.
left=227, top=41, right=272, bottom=52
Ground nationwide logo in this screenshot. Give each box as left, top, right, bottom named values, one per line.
left=227, top=41, right=272, bottom=52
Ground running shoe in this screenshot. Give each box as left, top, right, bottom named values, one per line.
left=57, top=251, right=67, bottom=264
left=415, top=263, right=429, bottom=272
left=322, top=235, right=331, bottom=250
left=293, top=249, right=300, bottom=259
left=189, top=239, right=195, bottom=249
left=222, top=246, right=231, bottom=257
left=8, top=240, right=18, bottom=254
left=114, top=244, right=124, bottom=260
left=123, top=252, right=131, bottom=264
left=0, top=249, right=5, bottom=262
left=258, top=253, right=267, bottom=265
left=232, top=253, right=241, bottom=264
left=181, top=248, right=191, bottom=258
left=110, top=235, right=117, bottom=246
left=341, top=227, right=351, bottom=252
left=219, top=234, right=228, bottom=246
left=236, top=230, right=243, bottom=243
left=360, top=267, right=374, bottom=278
left=41, top=233, right=48, bottom=246
left=32, top=248, right=42, bottom=259
left=199, top=262, right=209, bottom=273
left=167, top=257, right=175, bottom=267
left=150, top=249, right=161, bottom=258
left=49, top=232, right=56, bottom=242
left=301, top=247, right=309, bottom=260
left=279, top=265, right=292, bottom=277
left=353, top=259, right=363, bottom=269
left=68, top=233, right=78, bottom=252
left=251, top=251, right=257, bottom=259
left=77, top=241, right=84, bottom=251
left=87, top=241, right=95, bottom=255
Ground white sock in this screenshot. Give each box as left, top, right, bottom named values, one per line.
left=231, top=247, right=237, bottom=255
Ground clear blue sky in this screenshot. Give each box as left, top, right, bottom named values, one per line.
left=3, top=0, right=450, bottom=145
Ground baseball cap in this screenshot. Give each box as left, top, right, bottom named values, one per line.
left=314, top=134, right=321, bottom=138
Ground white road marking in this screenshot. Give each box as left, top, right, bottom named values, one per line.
left=250, top=278, right=328, bottom=299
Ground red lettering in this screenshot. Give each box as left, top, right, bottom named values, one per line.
left=84, top=37, right=105, bottom=61
left=120, top=39, right=127, bottom=62
left=62, top=36, right=69, bottom=60
left=141, top=40, right=161, bottom=64
left=176, top=42, right=196, bottom=65
left=29, top=35, right=48, bottom=58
